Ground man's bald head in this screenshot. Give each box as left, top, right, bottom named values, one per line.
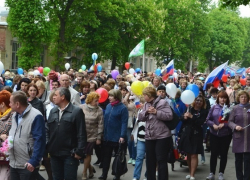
left=59, top=74, right=70, bottom=88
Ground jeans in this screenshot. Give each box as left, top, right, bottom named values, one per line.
left=210, top=134, right=232, bottom=174
left=10, top=167, right=39, bottom=180
left=235, top=152, right=250, bottom=180
left=146, top=137, right=172, bottom=180
left=133, top=140, right=147, bottom=180
left=127, top=128, right=137, bottom=159
left=50, top=155, right=79, bottom=180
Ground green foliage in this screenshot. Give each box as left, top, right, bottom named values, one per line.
left=240, top=18, right=250, bottom=67
left=220, top=0, right=250, bottom=7
left=6, top=0, right=53, bottom=69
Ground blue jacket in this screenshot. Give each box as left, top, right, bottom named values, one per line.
left=103, top=102, right=128, bottom=142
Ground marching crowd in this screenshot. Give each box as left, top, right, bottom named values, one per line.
left=0, top=67, right=250, bottom=180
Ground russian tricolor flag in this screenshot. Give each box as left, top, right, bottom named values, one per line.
left=236, top=68, right=246, bottom=78
left=166, top=60, right=174, bottom=75
left=203, top=61, right=228, bottom=90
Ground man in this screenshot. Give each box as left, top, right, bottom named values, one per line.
left=52, top=80, right=60, bottom=90
left=114, top=74, right=122, bottom=89
left=73, top=73, right=84, bottom=92
left=87, top=70, right=95, bottom=81
left=46, top=87, right=86, bottom=180
left=9, top=91, right=46, bottom=180
left=59, top=74, right=81, bottom=105
left=244, top=77, right=250, bottom=92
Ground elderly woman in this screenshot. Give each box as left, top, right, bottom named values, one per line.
left=80, top=92, right=103, bottom=180
left=0, top=90, right=13, bottom=180
left=178, top=95, right=208, bottom=180
left=138, top=87, right=173, bottom=180
left=27, top=83, right=44, bottom=115
left=99, top=89, right=128, bottom=180
left=36, top=80, right=50, bottom=105
left=228, top=90, right=250, bottom=180
left=206, top=91, right=232, bottom=180
left=80, top=81, right=90, bottom=104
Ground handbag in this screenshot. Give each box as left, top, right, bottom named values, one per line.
left=164, top=108, right=181, bottom=130
left=111, top=143, right=128, bottom=176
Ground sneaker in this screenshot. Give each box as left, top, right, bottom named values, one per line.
left=127, top=158, right=132, bottom=164
left=132, top=159, right=136, bottom=166
left=206, top=173, right=215, bottom=180
left=132, top=178, right=137, bottom=180
left=190, top=177, right=195, bottom=180
left=186, top=175, right=190, bottom=180
left=218, top=172, right=224, bottom=180
left=143, top=178, right=147, bottom=180
left=201, top=160, right=205, bottom=164
left=39, top=165, right=45, bottom=171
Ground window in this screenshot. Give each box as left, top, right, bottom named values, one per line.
left=12, top=42, right=20, bottom=69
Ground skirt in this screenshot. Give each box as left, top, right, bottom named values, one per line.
left=84, top=142, right=96, bottom=155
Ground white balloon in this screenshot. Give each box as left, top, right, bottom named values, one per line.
left=65, top=63, right=70, bottom=70
left=0, top=61, right=4, bottom=74
left=166, top=83, right=177, bottom=98
left=129, top=68, right=135, bottom=74
left=33, top=70, right=40, bottom=76
left=181, top=90, right=195, bottom=105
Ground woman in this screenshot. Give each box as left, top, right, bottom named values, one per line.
left=0, top=90, right=13, bottom=180
left=16, top=78, right=31, bottom=93
left=98, top=89, right=128, bottom=180
left=120, top=85, right=137, bottom=165
left=179, top=80, right=187, bottom=92
left=228, top=90, right=250, bottom=180
left=226, top=79, right=236, bottom=96
left=229, top=84, right=241, bottom=105
left=80, top=92, right=103, bottom=180
left=36, top=80, right=50, bottom=105
left=178, top=95, right=208, bottom=180
left=90, top=80, right=98, bottom=92
left=206, top=91, right=232, bottom=180
left=138, top=87, right=173, bottom=180
left=27, top=83, right=45, bottom=115
left=80, top=81, right=90, bottom=104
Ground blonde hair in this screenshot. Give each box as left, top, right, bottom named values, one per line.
left=36, top=80, right=45, bottom=89
left=85, top=92, right=100, bottom=104
left=142, top=87, right=157, bottom=98
left=236, top=90, right=249, bottom=103
left=106, top=79, right=116, bottom=89
left=49, top=89, right=55, bottom=103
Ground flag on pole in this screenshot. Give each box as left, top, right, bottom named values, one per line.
left=129, top=40, right=145, bottom=58
left=166, top=60, right=174, bottom=75
left=203, top=61, right=228, bottom=90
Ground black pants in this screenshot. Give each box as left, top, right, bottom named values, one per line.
left=235, top=152, right=250, bottom=180
left=94, top=144, right=103, bottom=163
left=145, top=137, right=172, bottom=180
left=102, top=142, right=119, bottom=178
left=210, top=133, right=232, bottom=174
left=10, top=167, right=39, bottom=180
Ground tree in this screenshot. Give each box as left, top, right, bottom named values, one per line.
left=220, top=0, right=250, bottom=7
left=6, top=0, right=53, bottom=69
left=240, top=18, right=250, bottom=67
left=201, top=8, right=247, bottom=71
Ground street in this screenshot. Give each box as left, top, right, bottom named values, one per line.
left=40, top=146, right=237, bottom=180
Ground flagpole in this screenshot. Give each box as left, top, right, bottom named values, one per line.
left=143, top=53, right=145, bottom=74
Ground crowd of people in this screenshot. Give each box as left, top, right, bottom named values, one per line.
left=0, top=67, right=250, bottom=180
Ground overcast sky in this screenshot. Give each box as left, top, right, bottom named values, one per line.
left=0, top=0, right=249, bottom=17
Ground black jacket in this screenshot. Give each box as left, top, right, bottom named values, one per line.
left=46, top=103, right=87, bottom=157
left=29, top=97, right=45, bottom=116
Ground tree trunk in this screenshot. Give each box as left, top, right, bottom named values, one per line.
left=111, top=56, right=117, bottom=70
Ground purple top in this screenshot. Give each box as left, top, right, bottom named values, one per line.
left=206, top=104, right=232, bottom=137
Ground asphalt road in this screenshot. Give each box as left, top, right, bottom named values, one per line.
left=40, top=146, right=237, bottom=180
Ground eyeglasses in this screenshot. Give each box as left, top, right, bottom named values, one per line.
left=196, top=99, right=203, bottom=102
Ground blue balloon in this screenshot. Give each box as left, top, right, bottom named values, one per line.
left=186, top=84, right=199, bottom=97
left=92, top=53, right=98, bottom=61
left=230, top=71, right=235, bottom=77
left=135, top=68, right=141, bottom=73
left=17, top=68, right=24, bottom=75
left=97, top=65, right=102, bottom=72
left=155, top=69, right=161, bottom=76
left=5, top=80, right=13, bottom=87
left=2, top=69, right=5, bottom=74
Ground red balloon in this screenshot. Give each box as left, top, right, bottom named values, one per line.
left=240, top=78, right=246, bottom=86
left=38, top=67, right=43, bottom=74
left=96, top=88, right=108, bottom=103
left=125, top=62, right=130, bottom=70
left=221, top=74, right=228, bottom=83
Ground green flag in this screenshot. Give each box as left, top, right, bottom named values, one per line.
left=129, top=39, right=145, bottom=58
